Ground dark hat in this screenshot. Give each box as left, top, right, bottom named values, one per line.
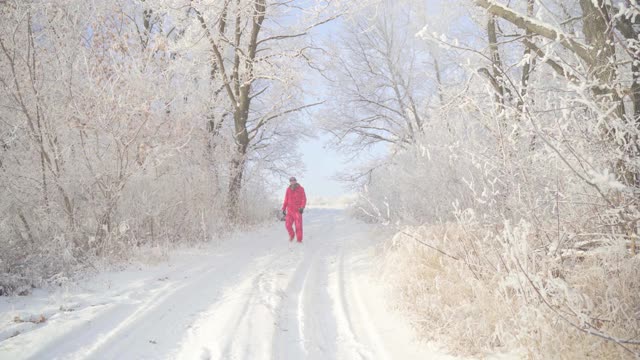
left=289, top=177, right=297, bottom=182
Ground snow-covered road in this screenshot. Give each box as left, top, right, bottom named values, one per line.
left=0, top=209, right=457, bottom=360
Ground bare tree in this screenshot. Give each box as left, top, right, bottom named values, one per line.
left=323, top=0, right=434, bottom=155
left=182, top=0, right=335, bottom=220
left=359, top=0, right=640, bottom=356
left=0, top=0, right=279, bottom=293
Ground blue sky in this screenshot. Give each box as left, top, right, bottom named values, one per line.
left=298, top=134, right=349, bottom=198
left=291, top=13, right=350, bottom=199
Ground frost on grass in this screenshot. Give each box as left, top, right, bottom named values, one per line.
left=380, top=224, right=639, bottom=359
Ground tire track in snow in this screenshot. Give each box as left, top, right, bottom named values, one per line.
left=270, top=224, right=345, bottom=359
left=64, top=255, right=239, bottom=360
left=338, top=248, right=391, bottom=360
left=25, top=256, right=225, bottom=360
left=174, top=247, right=298, bottom=360
left=332, top=245, right=372, bottom=359
left=271, top=213, right=385, bottom=360
left=270, top=250, right=312, bottom=359
left=31, top=231, right=293, bottom=359
left=216, top=251, right=293, bottom=360
left=299, top=250, right=340, bottom=358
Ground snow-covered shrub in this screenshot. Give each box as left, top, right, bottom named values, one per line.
left=382, top=223, right=640, bottom=359
left=336, top=0, right=640, bottom=357
left=0, top=1, right=279, bottom=294
left=352, top=125, right=477, bottom=224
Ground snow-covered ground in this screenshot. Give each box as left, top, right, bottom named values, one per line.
left=0, top=209, right=460, bottom=360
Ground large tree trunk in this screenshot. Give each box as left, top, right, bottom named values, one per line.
left=227, top=155, right=245, bottom=220
left=578, top=0, right=625, bottom=120
left=227, top=90, right=251, bottom=220
left=225, top=0, right=265, bottom=222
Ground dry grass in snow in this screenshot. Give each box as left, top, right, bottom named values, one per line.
left=381, top=223, right=640, bottom=359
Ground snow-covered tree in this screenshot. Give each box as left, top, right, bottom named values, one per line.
left=336, top=0, right=640, bottom=357
left=156, top=0, right=339, bottom=220
left=1, top=0, right=321, bottom=294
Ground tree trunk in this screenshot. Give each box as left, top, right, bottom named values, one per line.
left=194, top=0, right=265, bottom=222
left=227, top=156, right=245, bottom=220
left=227, top=93, right=251, bottom=220
left=615, top=15, right=640, bottom=191
left=225, top=0, right=265, bottom=221
left=518, top=0, right=534, bottom=115
left=487, top=15, right=505, bottom=111
left=578, top=0, right=624, bottom=119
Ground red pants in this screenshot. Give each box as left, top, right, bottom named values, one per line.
left=285, top=210, right=303, bottom=242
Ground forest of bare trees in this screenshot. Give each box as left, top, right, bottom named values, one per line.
left=0, top=0, right=335, bottom=294
left=1, top=0, right=639, bottom=358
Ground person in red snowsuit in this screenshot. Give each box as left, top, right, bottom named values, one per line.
left=282, top=177, right=306, bottom=242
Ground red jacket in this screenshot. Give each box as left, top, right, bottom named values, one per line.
left=282, top=184, right=307, bottom=212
